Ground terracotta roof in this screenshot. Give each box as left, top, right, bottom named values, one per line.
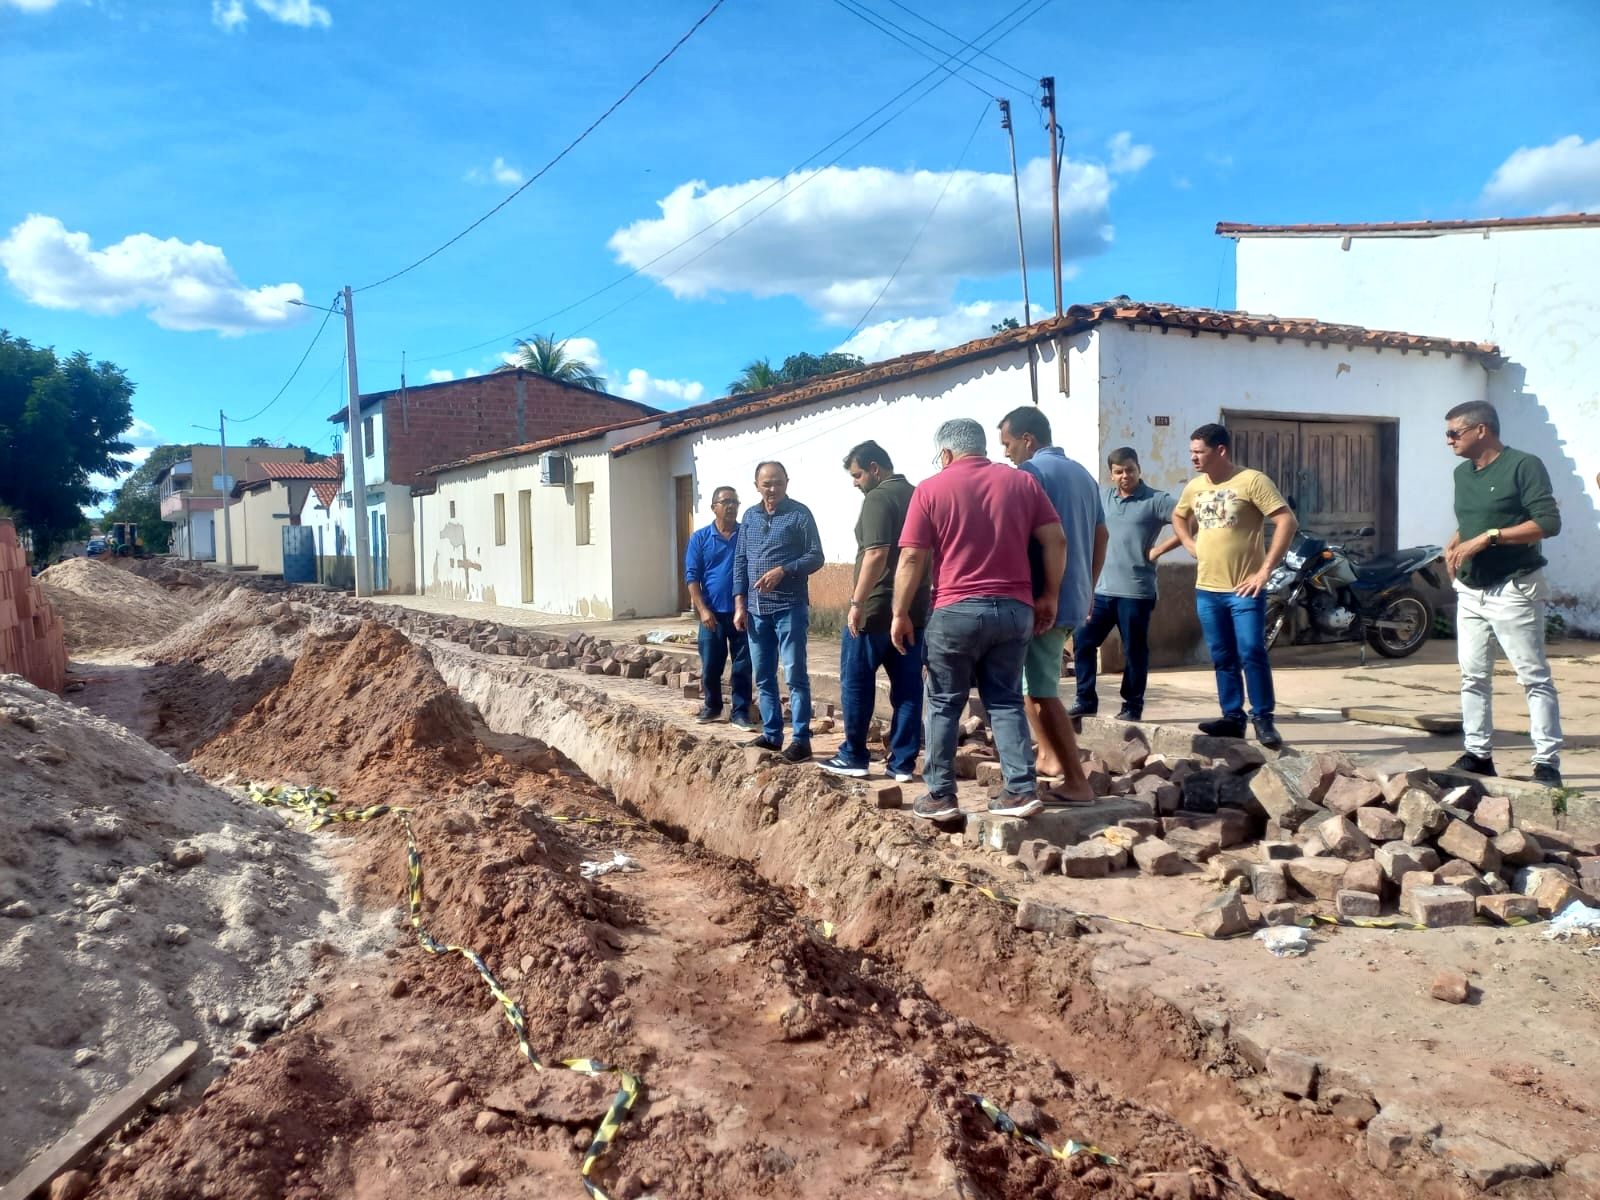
left=609, top=300, right=1502, bottom=455
left=312, top=482, right=338, bottom=508
left=418, top=415, right=658, bottom=478
left=1216, top=213, right=1600, bottom=237
left=251, top=459, right=343, bottom=481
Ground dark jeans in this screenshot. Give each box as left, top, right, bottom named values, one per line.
left=1195, top=590, right=1275, bottom=721
left=697, top=611, right=751, bottom=719
left=748, top=606, right=811, bottom=743
left=923, top=597, right=1035, bottom=799
left=1073, top=593, right=1157, bottom=714
left=838, top=626, right=924, bottom=775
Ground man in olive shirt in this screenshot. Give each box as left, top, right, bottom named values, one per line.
left=819, top=441, right=929, bottom=781
left=1443, top=400, right=1564, bottom=786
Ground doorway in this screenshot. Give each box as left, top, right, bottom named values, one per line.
left=518, top=489, right=534, bottom=604
left=674, top=475, right=695, bottom=613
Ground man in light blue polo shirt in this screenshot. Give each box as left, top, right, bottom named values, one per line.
left=999, top=407, right=1107, bottom=802
left=684, top=484, right=752, bottom=728
left=1071, top=447, right=1180, bottom=721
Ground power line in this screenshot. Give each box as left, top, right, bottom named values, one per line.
left=839, top=101, right=992, bottom=345
left=269, top=343, right=348, bottom=445
left=354, top=0, right=728, bottom=294
left=400, top=0, right=1054, bottom=367
left=879, top=0, right=1037, bottom=89
left=224, top=294, right=340, bottom=424
left=829, top=0, right=1001, bottom=99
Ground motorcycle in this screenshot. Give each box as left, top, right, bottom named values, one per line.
left=1264, top=528, right=1443, bottom=659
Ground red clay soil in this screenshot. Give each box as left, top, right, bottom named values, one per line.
left=90, top=769, right=1254, bottom=1200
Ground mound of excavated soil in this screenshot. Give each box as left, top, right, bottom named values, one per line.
left=189, top=620, right=526, bottom=805
left=38, top=557, right=197, bottom=655
left=0, top=674, right=389, bottom=1179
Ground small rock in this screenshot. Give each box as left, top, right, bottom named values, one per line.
left=169, top=844, right=205, bottom=869
left=1476, top=893, right=1537, bottom=924
left=388, top=976, right=410, bottom=998
left=1132, top=837, right=1182, bottom=876
left=1430, top=969, right=1470, bottom=1004
left=286, top=994, right=320, bottom=1025
left=48, top=1170, right=92, bottom=1200
left=71, top=1048, right=97, bottom=1067
left=1195, top=888, right=1251, bottom=938
left=434, top=1080, right=468, bottom=1107
left=1015, top=899, right=1076, bottom=935
left=1266, top=1047, right=1319, bottom=1098
left=1404, top=884, right=1476, bottom=927
left=1432, top=1133, right=1549, bottom=1188
left=2, top=899, right=37, bottom=919
left=1007, top=1100, right=1044, bottom=1134
left=163, top=923, right=190, bottom=945
left=1335, top=890, right=1381, bottom=918
left=446, top=1157, right=483, bottom=1186
left=1262, top=902, right=1300, bottom=926
left=90, top=907, right=127, bottom=933
left=1016, top=839, right=1061, bottom=875
left=473, top=1110, right=509, bottom=1134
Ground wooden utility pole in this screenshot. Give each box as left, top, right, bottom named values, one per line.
left=998, top=98, right=1038, bottom=406
left=1041, top=76, right=1063, bottom=318
left=343, top=286, right=373, bottom=597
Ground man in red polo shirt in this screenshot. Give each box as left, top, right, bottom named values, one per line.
left=891, top=417, right=1066, bottom=823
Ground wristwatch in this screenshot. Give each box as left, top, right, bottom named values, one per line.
left=848, top=600, right=861, bottom=608
left=1487, top=528, right=1502, bottom=547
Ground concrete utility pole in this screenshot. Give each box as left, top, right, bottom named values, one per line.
left=999, top=98, right=1039, bottom=406
left=218, top=409, right=235, bottom=569
left=343, top=286, right=373, bottom=597
left=1041, top=76, right=1063, bottom=318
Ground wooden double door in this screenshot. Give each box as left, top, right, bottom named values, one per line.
left=1228, top=416, right=1393, bottom=556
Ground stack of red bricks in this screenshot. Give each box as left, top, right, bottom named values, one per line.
left=0, top=520, right=66, bottom=694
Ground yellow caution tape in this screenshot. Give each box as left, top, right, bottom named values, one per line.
left=250, top=783, right=642, bottom=1200
left=967, top=1092, right=1117, bottom=1166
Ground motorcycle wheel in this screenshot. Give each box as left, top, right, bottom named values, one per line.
left=1265, top=601, right=1289, bottom=650
left=1365, top=589, right=1433, bottom=658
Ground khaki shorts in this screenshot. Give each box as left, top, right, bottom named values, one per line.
left=1022, top=626, right=1069, bottom=698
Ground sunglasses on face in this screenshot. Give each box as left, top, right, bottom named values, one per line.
left=714, top=498, right=740, bottom=506
left=1444, top=424, right=1481, bottom=442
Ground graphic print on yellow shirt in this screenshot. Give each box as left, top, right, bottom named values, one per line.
left=1174, top=468, right=1288, bottom=592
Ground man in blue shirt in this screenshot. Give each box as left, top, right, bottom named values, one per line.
left=733, top=461, right=825, bottom=762
left=683, top=484, right=753, bottom=728
left=999, top=407, right=1107, bottom=803
left=1071, top=447, right=1180, bottom=721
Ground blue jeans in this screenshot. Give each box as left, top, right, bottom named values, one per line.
left=748, top=607, right=811, bottom=743
left=838, top=627, right=924, bottom=775
left=1073, top=594, right=1157, bottom=714
left=697, top=611, right=751, bottom=719
left=923, top=598, right=1035, bottom=799
left=1195, top=590, right=1275, bottom=722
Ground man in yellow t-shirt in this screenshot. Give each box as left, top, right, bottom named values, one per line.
left=1172, top=423, right=1299, bottom=749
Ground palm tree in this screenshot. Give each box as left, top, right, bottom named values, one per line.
left=508, top=334, right=607, bottom=392
left=727, top=357, right=783, bottom=395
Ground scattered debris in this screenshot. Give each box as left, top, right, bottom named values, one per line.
left=1254, top=926, right=1309, bottom=957
left=579, top=852, right=643, bottom=879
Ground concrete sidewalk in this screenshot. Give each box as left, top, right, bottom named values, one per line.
left=353, top=592, right=1598, bottom=795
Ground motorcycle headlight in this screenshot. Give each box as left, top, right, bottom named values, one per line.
left=1283, top=551, right=1305, bottom=570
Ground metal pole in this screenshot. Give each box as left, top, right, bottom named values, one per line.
left=343, top=286, right=373, bottom=597
left=219, top=410, right=235, bottom=569
left=1042, top=76, right=1063, bottom=318
left=999, top=98, right=1039, bottom=406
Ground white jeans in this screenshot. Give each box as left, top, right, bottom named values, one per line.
left=1454, top=571, right=1563, bottom=767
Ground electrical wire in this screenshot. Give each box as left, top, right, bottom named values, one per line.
left=269, top=344, right=348, bottom=446
left=401, top=0, right=1054, bottom=367
left=224, top=294, right=340, bottom=425
left=879, top=0, right=1038, bottom=89
left=838, top=101, right=991, bottom=345
left=828, top=0, right=1003, bottom=99
left=354, top=0, right=728, bottom=294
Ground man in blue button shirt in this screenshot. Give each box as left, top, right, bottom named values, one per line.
left=733, top=461, right=825, bottom=762
left=684, top=484, right=753, bottom=728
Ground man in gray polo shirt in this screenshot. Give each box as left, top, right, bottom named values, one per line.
left=1071, top=447, right=1180, bottom=721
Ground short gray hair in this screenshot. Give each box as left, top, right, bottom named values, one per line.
left=935, top=418, right=986, bottom=458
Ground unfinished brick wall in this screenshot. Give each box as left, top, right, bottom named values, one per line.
left=373, top=372, right=657, bottom=487
left=0, top=520, right=66, bottom=693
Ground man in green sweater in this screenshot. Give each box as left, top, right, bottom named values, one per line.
left=1443, top=400, right=1564, bottom=787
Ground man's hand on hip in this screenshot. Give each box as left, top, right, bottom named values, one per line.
left=1234, top=568, right=1272, bottom=598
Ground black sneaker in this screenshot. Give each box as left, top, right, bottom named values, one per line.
left=1252, top=715, right=1283, bottom=750
left=729, top=713, right=756, bottom=732
left=1450, top=752, right=1496, bottom=777
left=1531, top=763, right=1563, bottom=788
left=817, top=754, right=868, bottom=778
left=1115, top=706, right=1141, bottom=721
left=987, top=792, right=1044, bottom=818
left=743, top=734, right=782, bottom=752
left=1198, top=717, right=1246, bottom=738
left=912, top=793, right=961, bottom=822
left=1068, top=701, right=1097, bottom=718
left=781, top=740, right=813, bottom=764
left=694, top=707, right=719, bottom=724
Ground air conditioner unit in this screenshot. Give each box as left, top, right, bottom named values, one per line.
left=539, top=451, right=571, bottom=487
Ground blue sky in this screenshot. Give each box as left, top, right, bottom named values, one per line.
left=3, top=0, right=1598, bottom=498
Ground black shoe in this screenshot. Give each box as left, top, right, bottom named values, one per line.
left=1531, top=763, right=1563, bottom=788
left=1068, top=701, right=1097, bottom=719
left=781, top=740, right=813, bottom=764
left=694, top=706, right=720, bottom=724
left=1450, top=752, right=1496, bottom=777
left=743, top=734, right=782, bottom=752
left=1252, top=715, right=1283, bottom=750
left=1198, top=717, right=1246, bottom=738
left=1115, top=706, right=1141, bottom=721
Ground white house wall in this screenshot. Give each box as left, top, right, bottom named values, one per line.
left=1096, top=321, right=1490, bottom=550
left=1234, top=227, right=1600, bottom=624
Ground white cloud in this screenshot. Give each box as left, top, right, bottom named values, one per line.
left=466, top=156, right=525, bottom=186
left=607, top=145, right=1147, bottom=325
left=2, top=0, right=65, bottom=11
left=213, top=0, right=330, bottom=32
left=0, top=214, right=304, bottom=335
left=1107, top=131, right=1153, bottom=176
left=1480, top=134, right=1600, bottom=215
left=1173, top=175, right=1193, bottom=191
left=124, top=416, right=161, bottom=447
left=425, top=368, right=455, bottom=383
left=617, top=368, right=704, bottom=407
left=834, top=300, right=1022, bottom=362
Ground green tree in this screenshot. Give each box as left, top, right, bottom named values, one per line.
left=991, top=316, right=1021, bottom=333
left=727, top=351, right=866, bottom=395
left=102, top=444, right=193, bottom=554
left=247, top=435, right=273, bottom=447
left=728, top=357, right=783, bottom=395
left=0, top=331, right=136, bottom=554
left=508, top=334, right=607, bottom=392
